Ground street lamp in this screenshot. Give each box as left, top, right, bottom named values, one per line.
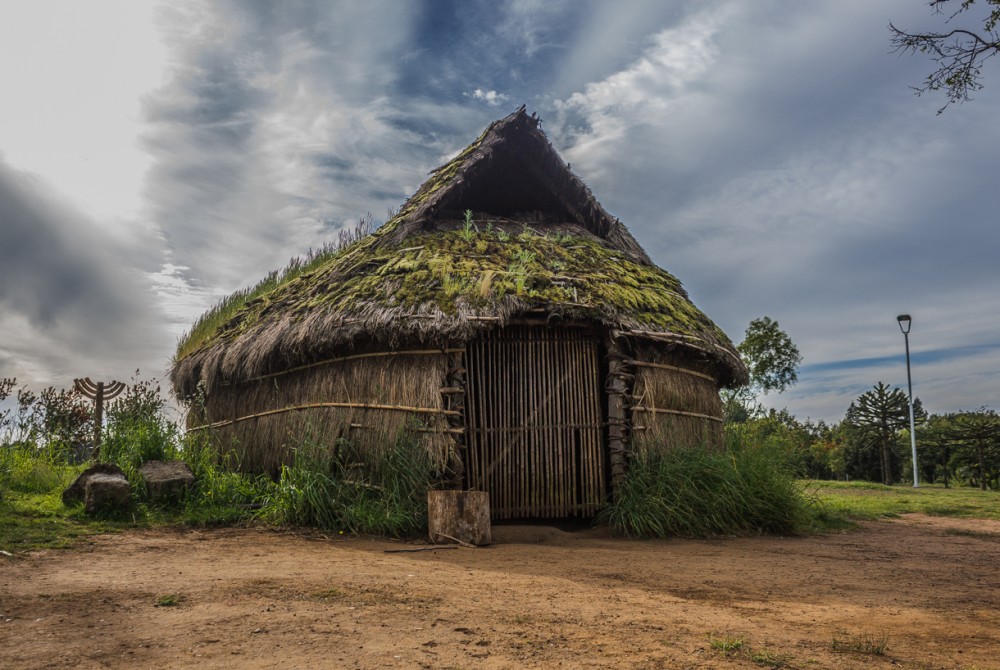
left=897, top=314, right=918, bottom=487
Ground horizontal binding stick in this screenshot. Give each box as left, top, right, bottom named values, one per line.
left=621, top=329, right=706, bottom=344
left=188, top=401, right=460, bottom=432
left=625, top=360, right=715, bottom=382
left=629, top=406, right=724, bottom=423
left=236, top=348, right=465, bottom=384
left=347, top=424, right=465, bottom=435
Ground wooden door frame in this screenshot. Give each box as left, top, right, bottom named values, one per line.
left=463, top=323, right=609, bottom=518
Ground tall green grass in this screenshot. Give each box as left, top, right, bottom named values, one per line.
left=602, top=440, right=818, bottom=538
left=177, top=433, right=273, bottom=525
left=264, top=429, right=439, bottom=537
left=100, top=382, right=179, bottom=483
left=1, top=442, right=79, bottom=495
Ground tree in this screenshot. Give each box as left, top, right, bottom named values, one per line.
left=843, top=382, right=926, bottom=485
left=944, top=408, right=1000, bottom=489
left=722, top=317, right=803, bottom=423
left=890, top=0, right=1000, bottom=112
left=918, top=414, right=958, bottom=486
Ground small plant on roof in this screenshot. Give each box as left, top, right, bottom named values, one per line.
left=507, top=248, right=537, bottom=295
left=460, top=209, right=477, bottom=242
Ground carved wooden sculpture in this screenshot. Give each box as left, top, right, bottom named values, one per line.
left=73, top=378, right=126, bottom=459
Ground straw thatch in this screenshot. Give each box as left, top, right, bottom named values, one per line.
left=629, top=347, right=725, bottom=454
left=189, top=349, right=456, bottom=475
left=171, top=107, right=748, bottom=501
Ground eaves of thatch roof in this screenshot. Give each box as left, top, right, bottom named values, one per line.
left=172, top=225, right=747, bottom=396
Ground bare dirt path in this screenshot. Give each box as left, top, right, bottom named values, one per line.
left=2, top=514, right=998, bottom=669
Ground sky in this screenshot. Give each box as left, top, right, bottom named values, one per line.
left=1, top=0, right=997, bottom=424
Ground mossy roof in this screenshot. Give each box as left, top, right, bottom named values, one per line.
left=171, top=109, right=748, bottom=396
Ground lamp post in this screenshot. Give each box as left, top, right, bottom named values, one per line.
left=897, top=314, right=918, bottom=487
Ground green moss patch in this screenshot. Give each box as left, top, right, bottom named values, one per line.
left=177, top=225, right=732, bottom=360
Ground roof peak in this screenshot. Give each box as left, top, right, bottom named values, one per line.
left=375, top=108, right=652, bottom=265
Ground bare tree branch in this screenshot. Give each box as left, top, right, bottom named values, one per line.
left=890, top=0, right=1000, bottom=113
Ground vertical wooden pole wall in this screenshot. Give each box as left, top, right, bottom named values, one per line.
left=605, top=338, right=631, bottom=491
left=465, top=326, right=605, bottom=518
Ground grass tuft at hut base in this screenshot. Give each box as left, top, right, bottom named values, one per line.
left=602, top=436, right=821, bottom=538
left=263, top=427, right=441, bottom=537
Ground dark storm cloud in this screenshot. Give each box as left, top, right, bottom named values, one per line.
left=1, top=162, right=137, bottom=329
left=0, top=158, right=171, bottom=384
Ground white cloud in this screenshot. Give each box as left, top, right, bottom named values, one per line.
left=142, top=1, right=446, bottom=296
left=495, top=0, right=572, bottom=57
left=467, top=88, right=511, bottom=106
left=0, top=0, right=166, bottom=223
left=542, top=0, right=1000, bottom=423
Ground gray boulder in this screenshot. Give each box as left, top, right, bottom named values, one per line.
left=139, top=460, right=195, bottom=503
left=84, top=472, right=132, bottom=514
left=63, top=463, right=127, bottom=505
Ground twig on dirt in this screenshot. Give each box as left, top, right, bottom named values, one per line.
left=383, top=546, right=459, bottom=554
left=431, top=532, right=477, bottom=548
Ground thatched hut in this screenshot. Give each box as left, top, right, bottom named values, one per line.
left=171, top=107, right=748, bottom=519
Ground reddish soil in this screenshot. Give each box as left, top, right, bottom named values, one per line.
left=2, top=514, right=998, bottom=669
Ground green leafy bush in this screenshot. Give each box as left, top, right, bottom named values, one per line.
left=100, top=377, right=180, bottom=482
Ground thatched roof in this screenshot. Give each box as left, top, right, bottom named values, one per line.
left=171, top=108, right=748, bottom=396
left=375, top=107, right=651, bottom=265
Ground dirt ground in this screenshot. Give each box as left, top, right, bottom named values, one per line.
left=2, top=514, right=998, bottom=670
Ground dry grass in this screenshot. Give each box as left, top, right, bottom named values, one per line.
left=830, top=629, right=890, bottom=655
left=632, top=349, right=724, bottom=452
left=197, top=351, right=453, bottom=474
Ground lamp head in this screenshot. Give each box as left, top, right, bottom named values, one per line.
left=897, top=314, right=912, bottom=334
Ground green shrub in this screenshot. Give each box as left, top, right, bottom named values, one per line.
left=602, top=438, right=818, bottom=538
left=100, top=377, right=180, bottom=483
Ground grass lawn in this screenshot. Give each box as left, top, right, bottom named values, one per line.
left=807, top=480, right=1000, bottom=521
left=0, top=489, right=138, bottom=552
left=0, top=459, right=148, bottom=552
left=4, top=475, right=999, bottom=554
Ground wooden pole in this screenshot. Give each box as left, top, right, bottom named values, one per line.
left=188, top=400, right=460, bottom=432
left=603, top=339, right=631, bottom=492
left=239, top=348, right=465, bottom=385
left=625, top=359, right=716, bottom=382
left=74, top=378, right=126, bottom=460
left=93, top=382, right=104, bottom=457
left=629, top=406, right=724, bottom=423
